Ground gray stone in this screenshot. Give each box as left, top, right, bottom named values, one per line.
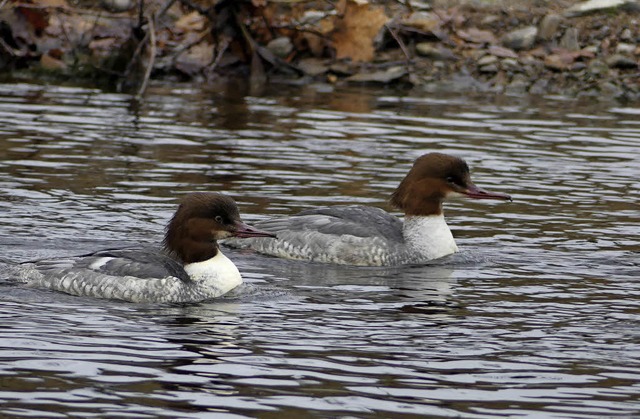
left=588, top=59, right=609, bottom=75
left=347, top=66, right=407, bottom=83
left=502, top=26, right=538, bottom=51
left=616, top=42, right=636, bottom=54
left=620, top=28, right=633, bottom=41
left=560, top=28, right=580, bottom=51
left=538, top=14, right=562, bottom=41
left=501, top=58, right=520, bottom=71
left=477, top=54, right=498, bottom=66
left=298, top=58, right=328, bottom=76
left=505, top=74, right=529, bottom=94
left=479, top=64, right=499, bottom=73
left=266, top=37, right=293, bottom=58
left=416, top=43, right=456, bottom=61
left=606, top=54, right=639, bottom=69
left=529, top=78, right=549, bottom=95
left=598, top=81, right=623, bottom=97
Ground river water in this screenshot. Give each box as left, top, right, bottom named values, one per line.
left=0, top=81, right=638, bottom=418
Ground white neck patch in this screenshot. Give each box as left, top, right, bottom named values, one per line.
left=184, top=251, right=242, bottom=296
left=403, top=214, right=458, bottom=261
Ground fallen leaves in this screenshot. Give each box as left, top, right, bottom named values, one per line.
left=332, top=0, right=389, bottom=62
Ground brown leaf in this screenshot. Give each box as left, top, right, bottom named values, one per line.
left=332, top=0, right=389, bottom=63
left=40, top=52, right=66, bottom=70
left=176, top=11, right=207, bottom=33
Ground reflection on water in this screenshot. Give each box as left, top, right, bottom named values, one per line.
left=0, top=82, right=639, bottom=418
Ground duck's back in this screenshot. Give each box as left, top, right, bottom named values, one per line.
left=224, top=205, right=406, bottom=266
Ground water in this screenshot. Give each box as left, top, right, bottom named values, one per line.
left=0, top=81, right=639, bottom=418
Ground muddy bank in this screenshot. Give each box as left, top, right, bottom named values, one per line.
left=1, top=0, right=639, bottom=99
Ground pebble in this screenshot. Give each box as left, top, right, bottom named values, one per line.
left=538, top=14, right=562, bottom=41
left=620, top=28, right=633, bottom=41
left=267, top=37, right=293, bottom=58
left=502, top=26, right=538, bottom=51
left=477, top=54, right=498, bottom=66
left=416, top=43, right=456, bottom=61
left=347, top=66, right=407, bottom=83
left=501, top=58, right=520, bottom=71
left=616, top=42, right=636, bottom=54
left=560, top=28, right=580, bottom=51
left=298, top=58, right=328, bottom=76
left=606, top=54, right=638, bottom=69
left=589, top=59, right=609, bottom=75
left=479, top=64, right=499, bottom=73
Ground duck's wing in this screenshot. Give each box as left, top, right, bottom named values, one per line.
left=28, top=248, right=190, bottom=282
left=256, top=205, right=404, bottom=243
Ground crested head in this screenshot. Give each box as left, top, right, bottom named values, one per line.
left=390, top=153, right=511, bottom=216
left=163, top=193, right=275, bottom=264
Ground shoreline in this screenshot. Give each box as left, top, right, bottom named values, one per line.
left=1, top=0, right=638, bottom=100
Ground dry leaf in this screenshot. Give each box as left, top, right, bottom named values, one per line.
left=332, top=0, right=389, bottom=62
left=176, top=11, right=206, bottom=32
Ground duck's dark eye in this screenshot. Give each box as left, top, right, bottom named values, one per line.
left=446, top=176, right=456, bottom=184
left=214, top=215, right=224, bottom=224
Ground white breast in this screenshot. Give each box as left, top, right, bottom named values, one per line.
left=403, top=215, right=459, bottom=261
left=183, top=251, right=242, bottom=296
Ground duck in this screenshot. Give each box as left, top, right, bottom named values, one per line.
left=17, top=193, right=276, bottom=303
left=223, top=153, right=511, bottom=266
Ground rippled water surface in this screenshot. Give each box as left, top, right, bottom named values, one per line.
left=0, top=82, right=639, bottom=418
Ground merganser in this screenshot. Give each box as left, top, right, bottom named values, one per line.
left=224, top=153, right=511, bottom=266
left=16, top=193, right=275, bottom=303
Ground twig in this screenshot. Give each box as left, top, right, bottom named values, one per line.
left=0, top=38, right=18, bottom=56
left=385, top=22, right=411, bottom=63
left=122, top=30, right=150, bottom=78
left=157, top=0, right=177, bottom=20
left=206, top=35, right=230, bottom=74
left=136, top=14, right=156, bottom=99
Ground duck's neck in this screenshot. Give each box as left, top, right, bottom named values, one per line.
left=402, top=214, right=458, bottom=261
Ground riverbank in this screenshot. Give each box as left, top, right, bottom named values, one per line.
left=1, top=0, right=639, bottom=99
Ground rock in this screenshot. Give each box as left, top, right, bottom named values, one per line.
left=266, top=37, right=293, bottom=58
left=479, top=64, right=499, bottom=73
left=488, top=45, right=518, bottom=58
left=415, top=43, right=456, bottom=61
left=298, top=58, right=329, bottom=76
left=583, top=45, right=599, bottom=54
left=564, top=0, right=638, bottom=17
left=502, top=26, right=538, bottom=51
left=346, top=66, right=407, bottom=83
left=598, top=81, right=623, bottom=97
left=606, top=54, right=639, bottom=69
left=403, top=12, right=442, bottom=34
left=477, top=54, right=498, bottom=66
left=501, top=58, right=520, bottom=71
left=529, top=78, right=549, bottom=94
left=588, top=59, right=609, bottom=75
left=544, top=53, right=574, bottom=71
left=329, top=62, right=353, bottom=75
left=457, top=28, right=497, bottom=44
left=620, top=28, right=633, bottom=41
left=505, top=74, right=529, bottom=94
left=538, top=14, right=562, bottom=42
left=616, top=42, right=636, bottom=54
left=560, top=28, right=580, bottom=51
